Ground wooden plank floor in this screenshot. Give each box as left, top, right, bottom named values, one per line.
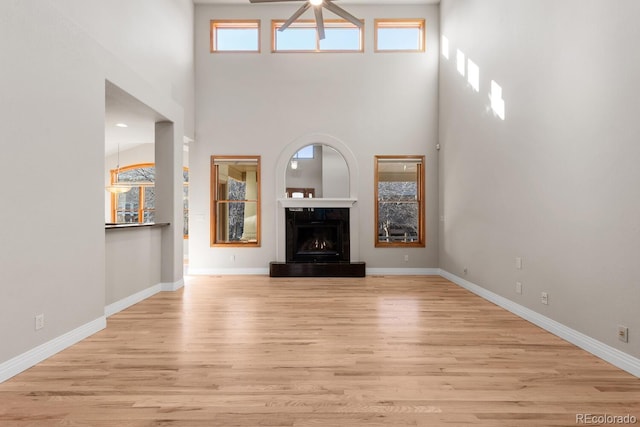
left=1, top=275, right=638, bottom=426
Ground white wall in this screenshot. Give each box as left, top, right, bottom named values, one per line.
left=191, top=4, right=440, bottom=272
left=439, top=0, right=640, bottom=357
left=52, top=0, right=195, bottom=138
left=0, top=0, right=106, bottom=365
left=322, top=145, right=350, bottom=198
left=105, top=227, right=162, bottom=306
left=0, top=0, right=190, bottom=378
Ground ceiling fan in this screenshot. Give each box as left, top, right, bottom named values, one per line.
left=249, top=0, right=363, bottom=40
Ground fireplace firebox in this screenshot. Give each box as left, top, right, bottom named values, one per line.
left=286, top=208, right=349, bottom=263
left=270, top=206, right=365, bottom=277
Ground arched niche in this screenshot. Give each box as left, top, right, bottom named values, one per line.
left=276, top=134, right=358, bottom=202
left=285, top=144, right=349, bottom=198
left=275, top=134, right=359, bottom=262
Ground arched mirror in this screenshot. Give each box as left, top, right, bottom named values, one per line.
left=285, top=144, right=349, bottom=198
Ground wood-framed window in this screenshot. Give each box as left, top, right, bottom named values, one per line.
left=272, top=20, right=363, bottom=53
left=211, top=156, right=261, bottom=246
left=110, top=163, right=155, bottom=224
left=374, top=155, right=425, bottom=247
left=374, top=19, right=426, bottom=52
left=110, top=163, right=189, bottom=238
left=210, top=20, right=261, bottom=53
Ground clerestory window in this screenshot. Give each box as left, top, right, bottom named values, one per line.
left=374, top=19, right=426, bottom=52
left=210, top=20, right=261, bottom=53
left=272, top=20, right=363, bottom=52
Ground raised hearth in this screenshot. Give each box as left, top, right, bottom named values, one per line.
left=269, top=207, right=365, bottom=277
left=269, top=261, right=365, bottom=277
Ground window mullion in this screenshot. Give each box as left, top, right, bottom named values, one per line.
left=139, top=186, right=144, bottom=224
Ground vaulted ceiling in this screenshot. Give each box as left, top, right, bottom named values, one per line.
left=105, top=0, right=439, bottom=156
left=194, top=0, right=438, bottom=4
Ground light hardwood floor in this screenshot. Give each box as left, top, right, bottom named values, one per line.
left=1, top=275, right=638, bottom=426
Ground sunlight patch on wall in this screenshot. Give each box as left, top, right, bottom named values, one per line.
left=490, top=80, right=505, bottom=120
left=467, top=59, right=479, bottom=92
left=456, top=49, right=465, bottom=76
left=441, top=35, right=449, bottom=59
left=446, top=38, right=506, bottom=122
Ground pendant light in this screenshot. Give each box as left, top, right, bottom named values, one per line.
left=106, top=144, right=132, bottom=194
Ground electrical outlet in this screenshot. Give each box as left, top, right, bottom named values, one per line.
left=463, top=267, right=468, bottom=275
left=618, top=325, right=629, bottom=343
left=35, top=314, right=44, bottom=330
left=515, top=257, right=523, bottom=270
left=516, top=282, right=523, bottom=294
left=230, top=254, right=235, bottom=262
left=404, top=254, right=409, bottom=262
left=541, top=292, right=549, bottom=305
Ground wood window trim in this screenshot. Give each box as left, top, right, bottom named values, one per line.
left=271, top=19, right=364, bottom=53
left=374, top=18, right=426, bottom=53
left=211, top=155, right=261, bottom=247
left=374, top=155, right=425, bottom=248
left=210, top=20, right=261, bottom=53
left=110, top=162, right=155, bottom=225
left=110, top=163, right=189, bottom=239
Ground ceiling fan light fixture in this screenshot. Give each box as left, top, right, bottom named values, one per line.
left=250, top=0, right=362, bottom=41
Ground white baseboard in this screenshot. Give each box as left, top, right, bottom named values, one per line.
left=161, top=278, right=184, bottom=291
left=105, top=284, right=162, bottom=317
left=187, top=268, right=269, bottom=276
left=367, top=268, right=440, bottom=276
left=105, top=279, right=185, bottom=317
left=0, top=317, right=106, bottom=383
left=1, top=278, right=186, bottom=383
left=439, top=269, right=640, bottom=378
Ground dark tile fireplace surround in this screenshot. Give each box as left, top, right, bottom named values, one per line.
left=269, top=207, right=366, bottom=277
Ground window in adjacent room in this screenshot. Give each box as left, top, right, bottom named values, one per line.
left=211, top=156, right=261, bottom=246
left=210, top=20, right=261, bottom=53
left=272, top=20, right=363, bottom=52
left=110, top=163, right=190, bottom=238
left=286, top=188, right=315, bottom=199
left=374, top=19, right=425, bottom=52
left=111, top=163, right=155, bottom=224
left=374, top=155, right=425, bottom=247
left=183, top=168, right=189, bottom=238
left=292, top=145, right=315, bottom=159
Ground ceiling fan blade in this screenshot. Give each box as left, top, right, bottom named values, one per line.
left=279, top=2, right=311, bottom=32
left=249, top=0, right=300, bottom=3
left=314, top=6, right=325, bottom=40
left=323, top=1, right=363, bottom=28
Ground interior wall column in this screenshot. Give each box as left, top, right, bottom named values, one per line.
left=155, top=121, right=184, bottom=288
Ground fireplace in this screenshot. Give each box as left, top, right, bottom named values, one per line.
left=270, top=206, right=365, bottom=277
left=286, top=208, right=349, bottom=263
left=271, top=136, right=366, bottom=277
